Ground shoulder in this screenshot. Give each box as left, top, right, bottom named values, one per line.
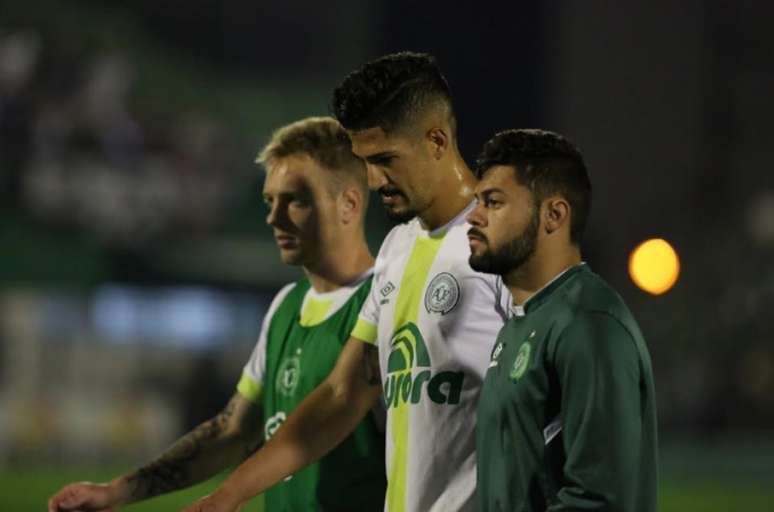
left=272, top=281, right=301, bottom=305
left=376, top=220, right=419, bottom=256
left=545, top=268, right=646, bottom=355
left=552, top=305, right=642, bottom=377
left=547, top=268, right=634, bottom=327
left=265, top=281, right=302, bottom=320
left=344, top=270, right=375, bottom=304
left=371, top=221, right=418, bottom=279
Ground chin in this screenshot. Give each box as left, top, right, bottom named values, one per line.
left=278, top=250, right=304, bottom=266
left=468, top=252, right=496, bottom=275
left=385, top=205, right=417, bottom=224
left=468, top=256, right=488, bottom=274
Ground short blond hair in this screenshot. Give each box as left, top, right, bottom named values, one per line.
left=256, top=116, right=367, bottom=195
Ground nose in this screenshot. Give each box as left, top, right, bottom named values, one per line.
left=366, top=164, right=389, bottom=191
left=266, top=201, right=283, bottom=228
left=466, top=202, right=486, bottom=227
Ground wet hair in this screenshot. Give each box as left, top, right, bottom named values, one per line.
left=476, top=128, right=591, bottom=245
left=331, top=51, right=455, bottom=134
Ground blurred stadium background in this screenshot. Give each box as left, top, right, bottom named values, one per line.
left=1, top=1, right=773, bottom=510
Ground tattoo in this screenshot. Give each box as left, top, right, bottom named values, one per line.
left=363, top=344, right=382, bottom=386
left=127, top=395, right=240, bottom=500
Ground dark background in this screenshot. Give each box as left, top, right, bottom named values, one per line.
left=1, top=1, right=773, bottom=510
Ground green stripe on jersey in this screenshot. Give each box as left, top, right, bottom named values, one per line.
left=388, top=235, right=444, bottom=512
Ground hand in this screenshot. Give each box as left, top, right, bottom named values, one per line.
left=48, top=481, right=123, bottom=512
left=181, top=487, right=243, bottom=512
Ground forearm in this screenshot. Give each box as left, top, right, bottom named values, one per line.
left=220, top=378, right=377, bottom=503
left=117, top=399, right=262, bottom=504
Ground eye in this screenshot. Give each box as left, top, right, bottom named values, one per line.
left=485, top=197, right=502, bottom=208
left=370, top=155, right=395, bottom=166
left=289, top=195, right=310, bottom=208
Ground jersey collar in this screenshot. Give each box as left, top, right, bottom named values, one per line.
left=306, top=267, right=374, bottom=300
left=422, top=200, right=477, bottom=239
left=511, top=262, right=588, bottom=317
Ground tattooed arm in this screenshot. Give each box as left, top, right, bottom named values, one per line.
left=182, top=338, right=382, bottom=512
left=48, top=393, right=262, bottom=512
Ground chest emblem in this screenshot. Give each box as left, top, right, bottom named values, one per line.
left=424, top=272, right=460, bottom=315
left=276, top=356, right=301, bottom=396
left=510, top=342, right=531, bottom=380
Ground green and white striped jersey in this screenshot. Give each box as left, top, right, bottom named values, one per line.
left=238, top=270, right=386, bottom=511
left=351, top=203, right=511, bottom=512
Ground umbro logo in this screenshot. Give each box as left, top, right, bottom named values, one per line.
left=380, top=281, right=396, bottom=304
left=488, top=342, right=504, bottom=368
left=381, top=281, right=396, bottom=297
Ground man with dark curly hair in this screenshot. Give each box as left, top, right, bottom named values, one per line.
left=185, top=52, right=511, bottom=512
left=467, top=128, right=658, bottom=511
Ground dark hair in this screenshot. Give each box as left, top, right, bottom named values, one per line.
left=476, top=129, right=591, bottom=245
left=331, top=51, right=454, bottom=133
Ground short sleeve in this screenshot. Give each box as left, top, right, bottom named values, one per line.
left=350, top=233, right=394, bottom=345
left=351, top=281, right=380, bottom=344
left=237, top=283, right=296, bottom=403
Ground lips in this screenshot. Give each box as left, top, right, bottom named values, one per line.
left=275, top=234, right=297, bottom=249
left=380, top=195, right=401, bottom=206
left=379, top=186, right=404, bottom=200
left=467, top=228, right=487, bottom=244
left=379, top=185, right=401, bottom=196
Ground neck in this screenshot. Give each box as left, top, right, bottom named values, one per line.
left=504, top=243, right=581, bottom=306
left=303, top=235, right=374, bottom=293
left=419, top=152, right=477, bottom=231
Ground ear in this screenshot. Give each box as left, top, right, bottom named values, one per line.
left=542, top=196, right=571, bottom=236
left=338, top=186, right=362, bottom=225
left=426, top=127, right=449, bottom=160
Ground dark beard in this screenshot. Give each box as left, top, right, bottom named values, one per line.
left=380, top=187, right=416, bottom=224
left=468, top=212, right=539, bottom=276
left=385, top=206, right=417, bottom=224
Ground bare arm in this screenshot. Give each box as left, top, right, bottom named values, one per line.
left=49, top=393, right=262, bottom=512
left=186, top=338, right=382, bottom=510
left=120, top=392, right=263, bottom=503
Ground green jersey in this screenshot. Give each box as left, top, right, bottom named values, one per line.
left=477, top=264, right=658, bottom=512
left=237, top=274, right=386, bottom=511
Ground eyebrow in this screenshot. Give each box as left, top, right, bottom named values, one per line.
left=475, top=187, right=505, bottom=199
left=364, top=152, right=396, bottom=163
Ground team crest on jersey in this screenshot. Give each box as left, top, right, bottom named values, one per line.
left=510, top=342, right=531, bottom=380
left=276, top=356, right=301, bottom=396
left=424, top=272, right=460, bottom=315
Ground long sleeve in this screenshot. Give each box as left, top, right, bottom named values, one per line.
left=549, top=312, right=645, bottom=511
